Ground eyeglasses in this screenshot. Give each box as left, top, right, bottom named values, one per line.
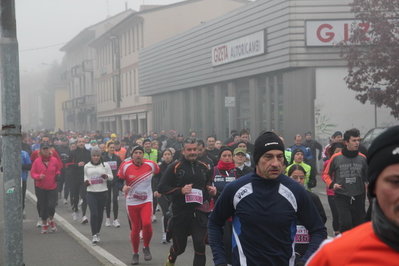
left=291, top=175, right=305, bottom=180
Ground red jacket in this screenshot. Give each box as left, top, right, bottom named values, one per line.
left=307, top=222, right=399, bottom=265
left=31, top=156, right=60, bottom=190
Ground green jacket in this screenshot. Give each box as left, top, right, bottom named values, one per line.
left=285, top=161, right=312, bottom=190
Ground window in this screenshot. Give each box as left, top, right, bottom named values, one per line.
left=129, top=71, right=133, bottom=95
left=136, top=25, right=140, bottom=50
left=128, top=30, right=131, bottom=54
left=132, top=28, right=135, bottom=51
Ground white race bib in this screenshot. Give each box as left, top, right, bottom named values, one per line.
left=185, top=188, right=203, bottom=204
left=106, top=161, right=117, bottom=170
left=90, top=175, right=104, bottom=185
left=295, top=225, right=310, bottom=244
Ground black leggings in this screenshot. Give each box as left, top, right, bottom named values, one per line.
left=168, top=212, right=208, bottom=266
left=152, top=177, right=160, bottom=214
left=22, top=180, right=27, bottom=210
left=87, top=191, right=107, bottom=236
left=58, top=168, right=69, bottom=199
left=158, top=195, right=171, bottom=232
left=69, top=176, right=87, bottom=216
left=327, top=195, right=340, bottom=232
left=105, top=181, right=119, bottom=219
left=35, top=187, right=57, bottom=221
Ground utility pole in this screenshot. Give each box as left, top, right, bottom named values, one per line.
left=0, top=0, right=24, bottom=265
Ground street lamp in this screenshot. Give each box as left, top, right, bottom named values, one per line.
left=370, top=88, right=381, bottom=127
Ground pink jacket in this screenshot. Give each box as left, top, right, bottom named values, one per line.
left=31, top=156, right=60, bottom=190
left=322, top=160, right=334, bottom=196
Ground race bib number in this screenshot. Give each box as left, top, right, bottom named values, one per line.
left=90, top=175, right=104, bottom=185
left=133, top=190, right=148, bottom=201
left=346, top=176, right=356, bottom=184
left=185, top=188, right=203, bottom=204
left=295, top=225, right=310, bottom=244
left=106, top=161, right=117, bottom=170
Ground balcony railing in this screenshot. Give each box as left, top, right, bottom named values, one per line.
left=71, top=65, right=83, bottom=77
left=62, top=95, right=96, bottom=111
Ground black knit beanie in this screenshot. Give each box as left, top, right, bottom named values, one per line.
left=290, top=147, right=304, bottom=164
left=219, top=146, right=233, bottom=158
left=254, top=132, right=285, bottom=165
left=131, top=145, right=144, bottom=155
left=367, top=126, right=399, bottom=197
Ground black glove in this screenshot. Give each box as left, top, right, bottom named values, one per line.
left=295, top=260, right=306, bottom=266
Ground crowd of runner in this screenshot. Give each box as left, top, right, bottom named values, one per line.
left=13, top=126, right=398, bottom=266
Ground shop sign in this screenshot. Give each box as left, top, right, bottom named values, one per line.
left=212, top=30, right=265, bottom=66
left=306, top=20, right=372, bottom=46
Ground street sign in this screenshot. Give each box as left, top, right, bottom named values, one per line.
left=225, top=96, right=235, bottom=108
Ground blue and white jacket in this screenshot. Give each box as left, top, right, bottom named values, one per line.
left=208, top=172, right=327, bottom=266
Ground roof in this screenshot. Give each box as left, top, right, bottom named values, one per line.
left=89, top=0, right=252, bottom=47
left=60, top=9, right=135, bottom=51
left=139, top=5, right=164, bottom=11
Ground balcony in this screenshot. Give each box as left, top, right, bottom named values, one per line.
left=62, top=100, right=74, bottom=111
left=71, top=65, right=83, bottom=77
left=74, top=95, right=96, bottom=109
left=82, top=60, right=93, bottom=72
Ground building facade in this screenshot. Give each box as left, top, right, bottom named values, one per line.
left=90, top=0, right=250, bottom=136
left=138, top=0, right=398, bottom=141
left=60, top=10, right=134, bottom=131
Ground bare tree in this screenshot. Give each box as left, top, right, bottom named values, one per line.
left=340, top=0, right=399, bottom=118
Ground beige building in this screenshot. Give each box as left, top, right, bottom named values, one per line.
left=60, top=9, right=134, bottom=131
left=53, top=83, right=69, bottom=131
left=90, top=0, right=250, bottom=135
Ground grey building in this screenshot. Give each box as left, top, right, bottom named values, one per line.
left=138, top=0, right=368, bottom=141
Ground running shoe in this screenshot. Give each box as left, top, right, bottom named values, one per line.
left=131, top=253, right=139, bottom=265
left=92, top=234, right=98, bottom=244
left=37, top=219, right=42, bottom=227
left=143, top=247, right=152, bottom=261
left=97, top=233, right=101, bottom=243
left=113, top=219, right=120, bottom=228
left=41, top=224, right=48, bottom=234
left=161, top=232, right=167, bottom=244
left=81, top=216, right=89, bottom=224
left=105, top=218, right=111, bottom=227
left=49, top=220, right=57, bottom=232
left=72, top=212, right=78, bottom=221
left=152, top=214, right=157, bottom=222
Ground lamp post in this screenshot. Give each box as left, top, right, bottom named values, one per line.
left=371, top=88, right=381, bottom=128
left=0, top=0, right=24, bottom=265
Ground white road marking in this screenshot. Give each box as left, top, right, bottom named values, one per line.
left=26, top=190, right=127, bottom=266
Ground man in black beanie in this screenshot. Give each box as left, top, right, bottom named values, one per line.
left=307, top=126, right=399, bottom=265
left=208, top=132, right=327, bottom=266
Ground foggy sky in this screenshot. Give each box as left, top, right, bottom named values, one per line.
left=16, top=0, right=184, bottom=73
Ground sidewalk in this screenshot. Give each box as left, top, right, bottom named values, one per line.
left=0, top=175, right=106, bottom=266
